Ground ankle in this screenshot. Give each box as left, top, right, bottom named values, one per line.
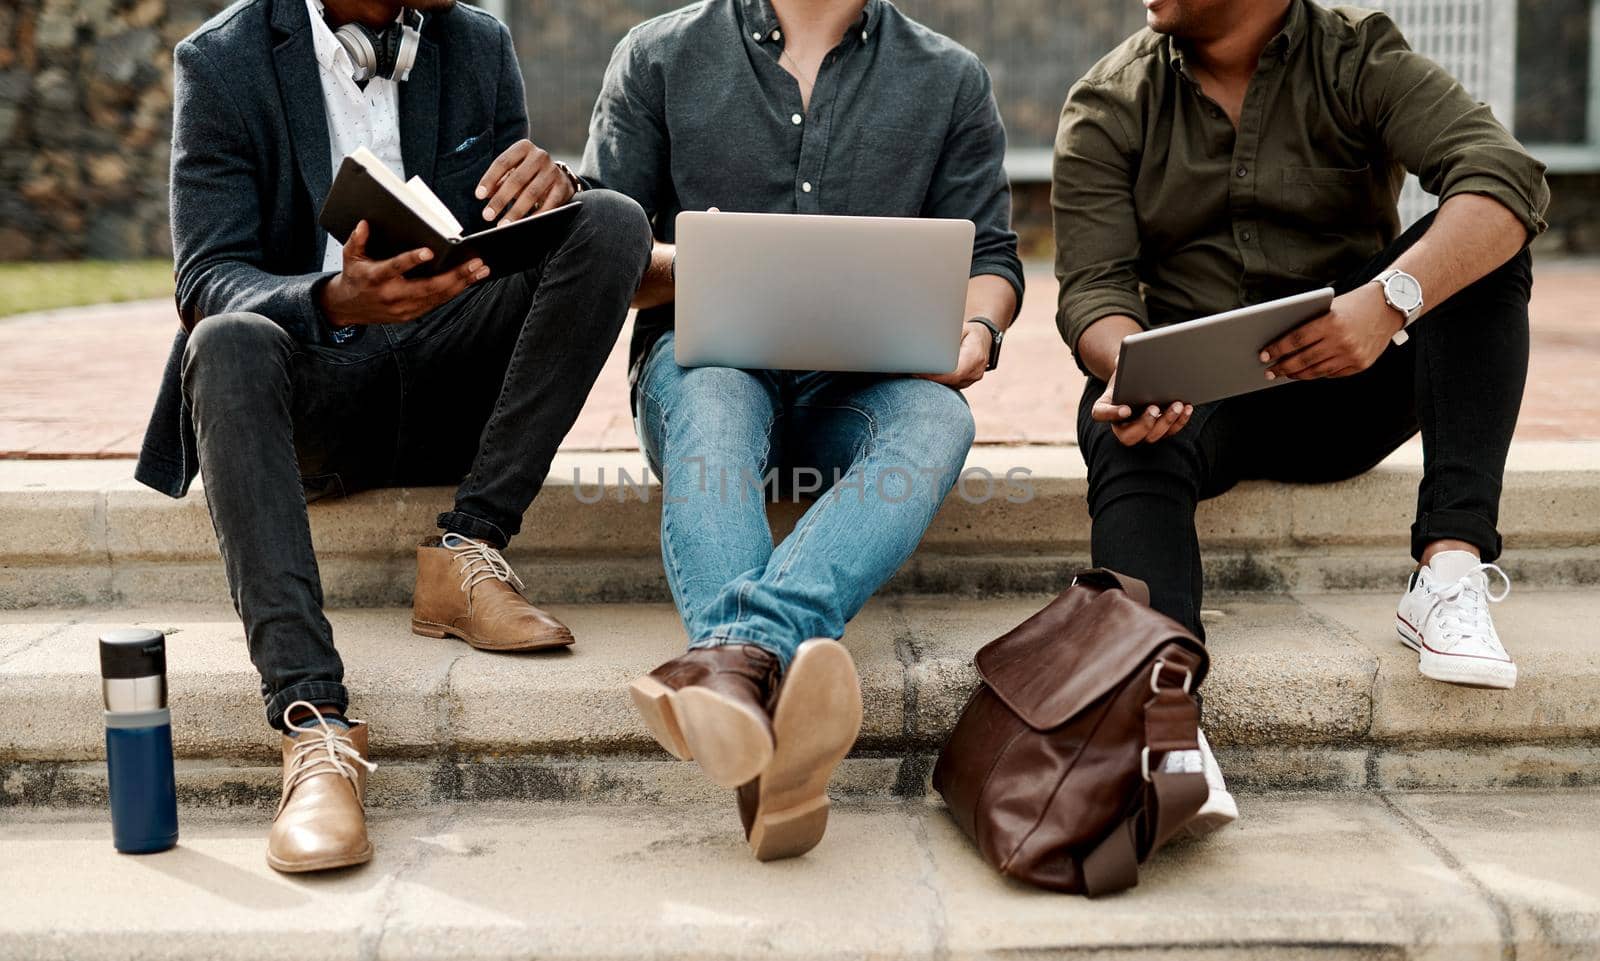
left=1420, top=540, right=1480, bottom=567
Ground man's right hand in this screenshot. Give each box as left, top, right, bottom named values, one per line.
left=1090, top=370, right=1194, bottom=446
left=318, top=220, right=489, bottom=327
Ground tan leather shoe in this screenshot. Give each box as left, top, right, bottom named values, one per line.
left=412, top=534, right=575, bottom=652
left=736, top=639, right=862, bottom=862
left=266, top=701, right=376, bottom=874
left=629, top=644, right=781, bottom=788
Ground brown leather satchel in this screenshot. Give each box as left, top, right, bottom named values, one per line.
left=932, top=569, right=1210, bottom=896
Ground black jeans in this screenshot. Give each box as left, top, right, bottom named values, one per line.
left=181, top=190, right=651, bottom=729
left=1077, top=213, right=1533, bottom=639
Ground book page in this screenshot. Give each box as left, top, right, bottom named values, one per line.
left=347, top=147, right=462, bottom=241
left=405, top=176, right=465, bottom=240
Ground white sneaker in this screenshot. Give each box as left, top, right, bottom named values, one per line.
left=1181, top=729, right=1238, bottom=838
left=1396, top=550, right=1516, bottom=690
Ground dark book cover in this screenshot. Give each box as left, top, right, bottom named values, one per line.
left=318, top=156, right=582, bottom=278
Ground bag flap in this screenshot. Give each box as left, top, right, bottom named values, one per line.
left=973, top=576, right=1207, bottom=732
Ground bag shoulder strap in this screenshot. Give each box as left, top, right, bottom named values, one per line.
left=1078, top=682, right=1207, bottom=897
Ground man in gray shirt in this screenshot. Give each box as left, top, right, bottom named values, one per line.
left=582, top=0, right=1023, bottom=862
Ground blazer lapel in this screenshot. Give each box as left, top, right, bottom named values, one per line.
left=400, top=35, right=439, bottom=185
left=272, top=23, right=333, bottom=263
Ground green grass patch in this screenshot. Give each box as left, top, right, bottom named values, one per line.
left=0, top=260, right=174, bottom=318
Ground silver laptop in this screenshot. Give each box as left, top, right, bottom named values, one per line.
left=1112, top=288, right=1337, bottom=409
left=673, top=211, right=976, bottom=373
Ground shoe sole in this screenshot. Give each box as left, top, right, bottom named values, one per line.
left=1396, top=620, right=1517, bottom=690
left=1182, top=790, right=1240, bottom=838
left=747, top=639, right=863, bottom=862
left=411, top=618, right=575, bottom=653
left=628, top=675, right=774, bottom=789
left=266, top=841, right=374, bottom=874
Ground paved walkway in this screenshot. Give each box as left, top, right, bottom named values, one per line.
left=3, top=263, right=1597, bottom=458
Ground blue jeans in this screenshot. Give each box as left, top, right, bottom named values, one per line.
left=636, top=332, right=976, bottom=669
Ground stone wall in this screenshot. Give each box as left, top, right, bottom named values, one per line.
left=0, top=0, right=1595, bottom=261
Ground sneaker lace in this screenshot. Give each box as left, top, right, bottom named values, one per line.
left=277, top=700, right=376, bottom=818
left=1427, top=563, right=1511, bottom=648
left=443, top=532, right=525, bottom=595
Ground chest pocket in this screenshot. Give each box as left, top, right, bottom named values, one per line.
left=1279, top=165, right=1378, bottom=225
left=845, top=124, right=943, bottom=217
left=433, top=126, right=495, bottom=228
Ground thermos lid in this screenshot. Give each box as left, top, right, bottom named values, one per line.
left=99, top=628, right=166, bottom=680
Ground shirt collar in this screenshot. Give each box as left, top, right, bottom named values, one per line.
left=1168, top=0, right=1307, bottom=76
left=304, top=0, right=347, bottom=74
left=738, top=0, right=880, bottom=45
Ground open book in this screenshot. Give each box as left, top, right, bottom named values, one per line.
left=318, top=147, right=582, bottom=278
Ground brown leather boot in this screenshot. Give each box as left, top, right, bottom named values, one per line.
left=736, top=639, right=862, bottom=862
left=412, top=534, right=575, bottom=652
left=628, top=645, right=781, bottom=788
left=266, top=702, right=376, bottom=874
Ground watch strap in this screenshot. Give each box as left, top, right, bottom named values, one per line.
left=967, top=316, right=1002, bottom=371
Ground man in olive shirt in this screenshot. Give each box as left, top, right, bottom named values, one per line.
left=1054, top=0, right=1548, bottom=724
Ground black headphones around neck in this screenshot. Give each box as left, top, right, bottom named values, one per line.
left=333, top=8, right=423, bottom=83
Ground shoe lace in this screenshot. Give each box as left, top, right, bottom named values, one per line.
left=443, top=532, right=525, bottom=595
left=277, top=700, right=376, bottom=819
left=1427, top=563, right=1511, bottom=648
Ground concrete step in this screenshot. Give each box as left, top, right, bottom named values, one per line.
left=5, top=442, right=1600, bottom=609
left=4, top=791, right=1597, bottom=960
left=5, top=591, right=1599, bottom=808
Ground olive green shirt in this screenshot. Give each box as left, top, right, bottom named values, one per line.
left=1052, top=0, right=1550, bottom=354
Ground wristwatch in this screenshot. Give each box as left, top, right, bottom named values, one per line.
left=1372, top=268, right=1424, bottom=346
left=967, top=316, right=1003, bottom=371
left=555, top=161, right=585, bottom=195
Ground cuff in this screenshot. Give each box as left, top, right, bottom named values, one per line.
left=1412, top=509, right=1503, bottom=564
left=1059, top=288, right=1149, bottom=353
left=437, top=510, right=512, bottom=549
left=264, top=680, right=349, bottom=732
left=1440, top=172, right=1550, bottom=238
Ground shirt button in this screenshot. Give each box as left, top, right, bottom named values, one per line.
left=1241, top=230, right=1253, bottom=241
left=752, top=31, right=762, bottom=40
left=802, top=181, right=813, bottom=193
left=1237, top=165, right=1248, bottom=177
left=772, top=29, right=781, bottom=40
left=792, top=113, right=803, bottom=125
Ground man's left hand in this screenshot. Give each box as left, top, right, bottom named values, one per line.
left=921, top=322, right=992, bottom=390
left=475, top=139, right=576, bottom=224
left=1260, top=283, right=1404, bottom=381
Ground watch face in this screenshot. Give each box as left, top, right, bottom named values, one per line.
left=1387, top=273, right=1422, bottom=311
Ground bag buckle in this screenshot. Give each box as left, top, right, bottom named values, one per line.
left=1150, top=659, right=1193, bottom=695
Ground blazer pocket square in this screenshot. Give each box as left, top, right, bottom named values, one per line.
left=453, top=134, right=483, bottom=154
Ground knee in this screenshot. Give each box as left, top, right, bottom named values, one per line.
left=181, top=312, right=292, bottom=393
left=652, top=367, right=775, bottom=459
left=1084, top=439, right=1201, bottom=512
left=570, top=189, right=652, bottom=275
left=885, top=381, right=976, bottom=469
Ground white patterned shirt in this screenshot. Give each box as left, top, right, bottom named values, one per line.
left=305, top=0, right=405, bottom=272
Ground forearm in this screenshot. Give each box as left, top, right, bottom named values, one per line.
left=967, top=274, right=1017, bottom=330
left=631, top=241, right=675, bottom=310
left=1386, top=194, right=1528, bottom=318
left=1074, top=313, right=1144, bottom=382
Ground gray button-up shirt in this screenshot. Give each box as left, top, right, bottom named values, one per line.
left=580, top=0, right=1024, bottom=370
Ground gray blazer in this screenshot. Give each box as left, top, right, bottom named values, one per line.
left=136, top=0, right=530, bottom=497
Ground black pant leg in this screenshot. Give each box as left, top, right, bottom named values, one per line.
left=419, top=190, right=651, bottom=547
left=182, top=312, right=401, bottom=730
left=1077, top=378, right=1218, bottom=638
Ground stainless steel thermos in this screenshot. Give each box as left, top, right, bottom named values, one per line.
left=99, top=628, right=179, bottom=853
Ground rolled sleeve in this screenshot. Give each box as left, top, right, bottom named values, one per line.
left=1052, top=78, right=1149, bottom=354
left=1354, top=13, right=1549, bottom=237
left=924, top=59, right=1024, bottom=317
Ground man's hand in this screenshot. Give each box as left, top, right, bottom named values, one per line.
left=318, top=220, right=487, bottom=327
left=921, top=322, right=991, bottom=390
left=1261, top=283, right=1403, bottom=381
left=1091, top=370, right=1194, bottom=446
left=475, top=139, right=576, bottom=224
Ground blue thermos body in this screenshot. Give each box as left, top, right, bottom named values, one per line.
left=100, top=628, right=179, bottom=854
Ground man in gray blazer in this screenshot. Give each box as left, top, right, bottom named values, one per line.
left=136, top=0, right=650, bottom=872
